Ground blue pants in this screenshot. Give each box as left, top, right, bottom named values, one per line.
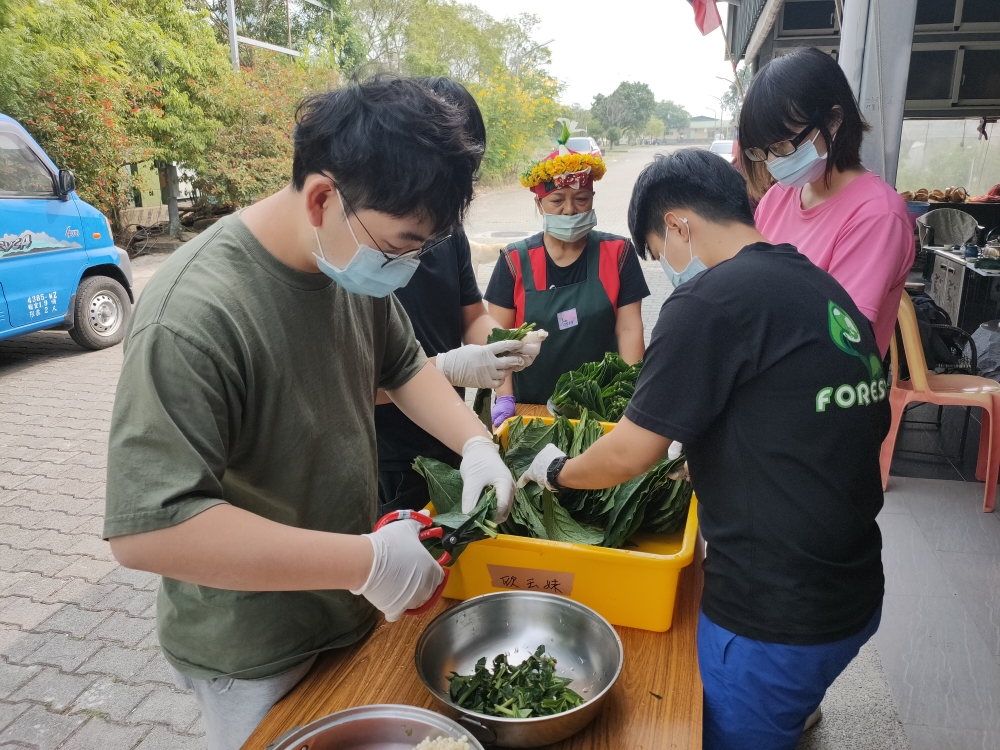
left=697, top=605, right=882, bottom=750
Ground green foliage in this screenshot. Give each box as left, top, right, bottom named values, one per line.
left=549, top=353, right=641, bottom=422
left=606, top=126, right=622, bottom=149
left=193, top=0, right=364, bottom=73
left=416, top=412, right=693, bottom=550
left=645, top=115, right=665, bottom=139
left=655, top=100, right=690, bottom=131
left=192, top=55, right=339, bottom=207
left=592, top=81, right=655, bottom=138
left=720, top=65, right=751, bottom=122
left=0, top=0, right=343, bottom=229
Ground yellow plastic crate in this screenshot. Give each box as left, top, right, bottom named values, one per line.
left=432, top=416, right=699, bottom=632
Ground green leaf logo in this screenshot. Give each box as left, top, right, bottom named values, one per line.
left=828, top=301, right=881, bottom=380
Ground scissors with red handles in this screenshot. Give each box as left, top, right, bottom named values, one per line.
left=373, top=509, right=489, bottom=616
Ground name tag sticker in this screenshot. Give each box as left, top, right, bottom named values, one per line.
left=557, top=308, right=579, bottom=330
left=487, top=564, right=575, bottom=595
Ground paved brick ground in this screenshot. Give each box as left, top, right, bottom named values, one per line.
left=0, top=256, right=206, bottom=749
left=0, top=147, right=671, bottom=749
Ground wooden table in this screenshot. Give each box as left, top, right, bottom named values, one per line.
left=243, top=542, right=704, bottom=750
left=514, top=403, right=552, bottom=419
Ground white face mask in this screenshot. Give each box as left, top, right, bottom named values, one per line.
left=541, top=208, right=598, bottom=242
left=313, top=193, right=420, bottom=298
left=658, top=218, right=707, bottom=287
left=765, top=131, right=828, bottom=188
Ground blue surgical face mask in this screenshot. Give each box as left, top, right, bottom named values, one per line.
left=313, top=194, right=420, bottom=298
left=542, top=208, right=597, bottom=242
left=765, top=131, right=828, bottom=188
left=659, top=218, right=707, bottom=287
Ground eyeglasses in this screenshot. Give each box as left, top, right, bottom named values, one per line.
left=332, top=177, right=452, bottom=268
left=743, top=126, right=817, bottom=163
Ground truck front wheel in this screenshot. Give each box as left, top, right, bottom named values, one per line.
left=69, top=275, right=132, bottom=350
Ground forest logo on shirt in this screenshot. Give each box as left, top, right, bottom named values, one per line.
left=816, top=301, right=888, bottom=413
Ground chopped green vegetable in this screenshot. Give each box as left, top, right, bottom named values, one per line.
left=549, top=353, right=642, bottom=422
left=473, top=324, right=537, bottom=426
left=448, top=645, right=584, bottom=718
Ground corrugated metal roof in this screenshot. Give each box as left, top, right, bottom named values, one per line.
left=732, top=0, right=770, bottom=60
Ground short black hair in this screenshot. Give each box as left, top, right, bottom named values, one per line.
left=738, top=48, right=869, bottom=197
left=420, top=76, right=487, bottom=153
left=627, top=148, right=754, bottom=257
left=292, top=75, right=484, bottom=234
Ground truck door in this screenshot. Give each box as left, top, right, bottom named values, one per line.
left=0, top=127, right=87, bottom=328
left=0, top=279, right=9, bottom=330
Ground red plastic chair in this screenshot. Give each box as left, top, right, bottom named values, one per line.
left=880, top=293, right=1000, bottom=512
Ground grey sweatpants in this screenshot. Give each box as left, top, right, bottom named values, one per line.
left=170, top=655, right=317, bottom=750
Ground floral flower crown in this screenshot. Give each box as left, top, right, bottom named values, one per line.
left=520, top=119, right=607, bottom=197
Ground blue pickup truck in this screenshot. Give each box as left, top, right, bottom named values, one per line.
left=0, top=113, right=133, bottom=350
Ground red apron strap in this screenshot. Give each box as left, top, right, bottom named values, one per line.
left=502, top=248, right=527, bottom=328
left=528, top=246, right=547, bottom=291
left=598, top=238, right=625, bottom=314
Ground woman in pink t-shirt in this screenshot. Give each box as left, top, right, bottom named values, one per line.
left=738, top=48, right=914, bottom=357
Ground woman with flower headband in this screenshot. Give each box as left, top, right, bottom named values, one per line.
left=484, top=120, right=650, bottom=424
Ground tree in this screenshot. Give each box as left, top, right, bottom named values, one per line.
left=592, top=92, right=629, bottom=132
left=606, top=126, right=622, bottom=150
left=645, top=116, right=665, bottom=139
left=593, top=81, right=655, bottom=138
left=194, top=0, right=363, bottom=72
left=655, top=100, right=690, bottom=131
left=613, top=81, right=655, bottom=135
left=720, top=65, right=752, bottom=123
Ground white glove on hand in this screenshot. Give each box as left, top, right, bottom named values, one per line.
left=350, top=520, right=444, bottom=622
left=668, top=442, right=683, bottom=460
left=515, top=444, right=567, bottom=491
left=461, top=436, right=515, bottom=522
left=437, top=342, right=525, bottom=389
left=512, top=329, right=548, bottom=372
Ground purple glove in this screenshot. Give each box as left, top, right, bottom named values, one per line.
left=491, top=395, right=516, bottom=427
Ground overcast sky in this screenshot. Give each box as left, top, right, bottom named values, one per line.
left=466, top=0, right=739, bottom=121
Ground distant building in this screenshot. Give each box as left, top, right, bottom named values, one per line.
left=663, top=116, right=734, bottom=144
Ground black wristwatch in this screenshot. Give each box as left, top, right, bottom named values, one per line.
left=546, top=456, right=569, bottom=492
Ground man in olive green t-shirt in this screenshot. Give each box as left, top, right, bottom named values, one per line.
left=103, top=78, right=515, bottom=750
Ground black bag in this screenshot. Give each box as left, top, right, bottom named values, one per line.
left=905, top=291, right=964, bottom=372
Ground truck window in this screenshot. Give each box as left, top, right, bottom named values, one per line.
left=0, top=132, right=55, bottom=197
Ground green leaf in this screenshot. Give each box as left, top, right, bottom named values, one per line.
left=412, top=456, right=463, bottom=514
left=504, top=418, right=558, bottom=477
left=542, top=490, right=604, bottom=545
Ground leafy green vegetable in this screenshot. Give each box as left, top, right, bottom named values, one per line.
left=549, top=353, right=642, bottom=422
left=473, top=324, right=537, bottom=426
left=542, top=490, right=604, bottom=545
left=448, top=645, right=584, bottom=718
left=413, top=457, right=464, bottom=515
left=414, top=415, right=691, bottom=551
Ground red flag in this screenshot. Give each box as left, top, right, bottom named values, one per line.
left=688, top=0, right=722, bottom=35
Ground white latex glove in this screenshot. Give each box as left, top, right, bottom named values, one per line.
left=350, top=519, right=444, bottom=622
left=461, top=436, right=515, bottom=522
left=668, top=442, right=683, bottom=460
left=512, top=329, right=548, bottom=372
left=515, top=444, right=567, bottom=491
left=437, top=342, right=525, bottom=389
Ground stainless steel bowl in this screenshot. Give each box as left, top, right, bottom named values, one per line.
left=414, top=592, right=624, bottom=748
left=265, top=704, right=486, bottom=750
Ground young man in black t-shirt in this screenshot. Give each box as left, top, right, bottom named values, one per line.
left=519, top=149, right=889, bottom=750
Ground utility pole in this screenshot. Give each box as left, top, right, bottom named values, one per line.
left=286, top=0, right=292, bottom=50
left=227, top=0, right=239, bottom=72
